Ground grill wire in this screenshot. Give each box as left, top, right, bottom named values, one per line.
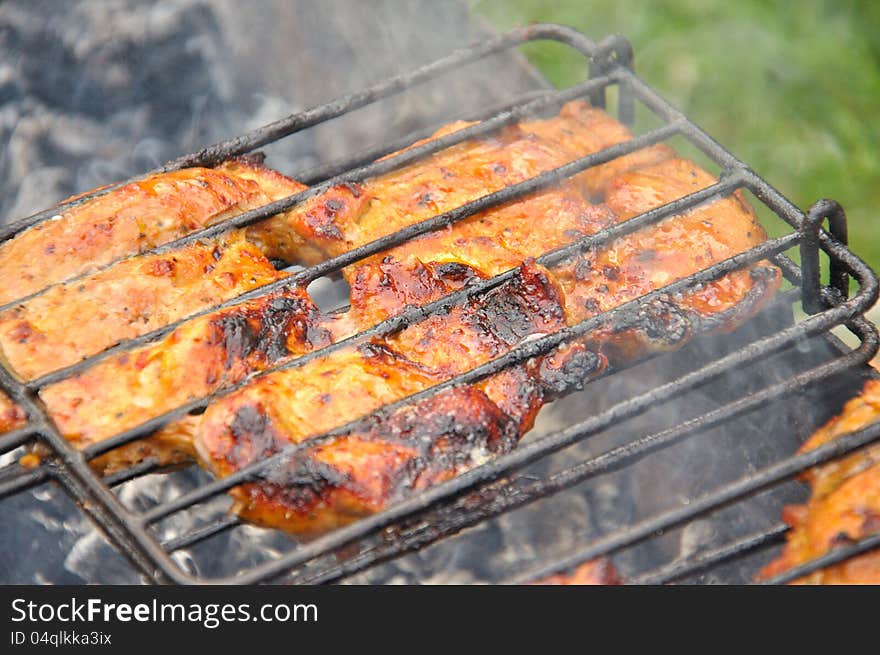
left=0, top=23, right=878, bottom=584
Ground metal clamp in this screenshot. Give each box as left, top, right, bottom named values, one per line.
left=800, top=199, right=850, bottom=314
left=589, top=34, right=635, bottom=125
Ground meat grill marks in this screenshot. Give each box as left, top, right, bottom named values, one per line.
left=9, top=99, right=781, bottom=538
left=255, top=101, right=674, bottom=269
left=0, top=231, right=285, bottom=381
left=187, top=259, right=604, bottom=535
left=228, top=386, right=521, bottom=536
left=0, top=157, right=304, bottom=306
left=758, top=379, right=880, bottom=584
left=40, top=286, right=330, bottom=474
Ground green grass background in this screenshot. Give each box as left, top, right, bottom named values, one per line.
left=475, top=0, right=880, bottom=277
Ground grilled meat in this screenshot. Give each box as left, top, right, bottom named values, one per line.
left=0, top=231, right=285, bottom=381
left=0, top=158, right=303, bottom=305
left=11, top=100, right=780, bottom=537
left=758, top=379, right=880, bottom=584
left=0, top=391, right=26, bottom=433
left=534, top=559, right=621, bottom=585
left=40, top=287, right=330, bottom=474
left=247, top=101, right=673, bottom=267
left=194, top=259, right=601, bottom=535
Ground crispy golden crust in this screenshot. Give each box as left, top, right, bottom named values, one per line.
left=758, top=380, right=880, bottom=584
left=40, top=287, right=330, bottom=474
left=0, top=159, right=304, bottom=305
left=554, top=157, right=780, bottom=363
left=533, top=559, right=621, bottom=585
left=0, top=391, right=26, bottom=433
left=193, top=260, right=605, bottom=534
left=25, top=100, right=780, bottom=538
left=245, top=183, right=370, bottom=264
left=255, top=102, right=666, bottom=267
left=0, top=231, right=284, bottom=381
left=521, top=102, right=674, bottom=200
left=228, top=385, right=519, bottom=536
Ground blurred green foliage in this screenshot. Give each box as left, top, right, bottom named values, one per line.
left=474, top=0, right=880, bottom=272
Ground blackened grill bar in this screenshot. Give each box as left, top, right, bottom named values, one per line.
left=291, top=89, right=559, bottom=186
left=513, top=403, right=880, bottom=585
left=0, top=23, right=584, bottom=242
left=26, top=117, right=681, bottom=389
left=0, top=23, right=877, bottom=585
left=82, top=170, right=736, bottom=464
left=0, top=71, right=618, bottom=315
left=292, top=313, right=877, bottom=585
left=760, top=530, right=880, bottom=585
left=613, top=524, right=790, bottom=585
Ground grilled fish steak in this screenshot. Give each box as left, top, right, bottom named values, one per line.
left=758, top=379, right=880, bottom=584
left=4, top=100, right=781, bottom=537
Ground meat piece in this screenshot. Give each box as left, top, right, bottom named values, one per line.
left=758, top=379, right=880, bottom=584
left=245, top=183, right=371, bottom=264
left=260, top=99, right=777, bottom=350
left=533, top=559, right=621, bottom=585
left=0, top=158, right=304, bottom=305
left=348, top=156, right=778, bottom=361
left=520, top=101, right=674, bottom=200
left=40, top=286, right=330, bottom=474
left=0, top=391, right=26, bottom=433
left=247, top=101, right=673, bottom=267
left=25, top=100, right=779, bottom=539
left=229, top=386, right=519, bottom=536
left=193, top=260, right=605, bottom=535
left=555, top=157, right=780, bottom=360
left=350, top=181, right=617, bottom=286
left=0, top=231, right=285, bottom=381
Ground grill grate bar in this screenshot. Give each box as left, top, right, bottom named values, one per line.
left=102, top=459, right=165, bottom=488
left=294, top=89, right=556, bottom=186
left=0, top=426, right=38, bottom=453
left=30, top=116, right=678, bottom=390
left=511, top=415, right=880, bottom=584
left=759, top=531, right=880, bottom=585
left=161, top=515, right=241, bottom=553
left=0, top=463, right=50, bottom=497
left=0, top=23, right=877, bottom=585
left=630, top=524, right=790, bottom=585
left=138, top=230, right=798, bottom=527
left=0, top=24, right=591, bottom=243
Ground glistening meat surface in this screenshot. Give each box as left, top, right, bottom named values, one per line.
left=0, top=231, right=285, bottom=381
left=758, top=379, right=880, bottom=584
left=8, top=100, right=780, bottom=537
left=0, top=158, right=304, bottom=305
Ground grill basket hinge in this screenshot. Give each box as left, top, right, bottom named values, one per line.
left=800, top=199, right=850, bottom=314
left=589, top=34, right=635, bottom=125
